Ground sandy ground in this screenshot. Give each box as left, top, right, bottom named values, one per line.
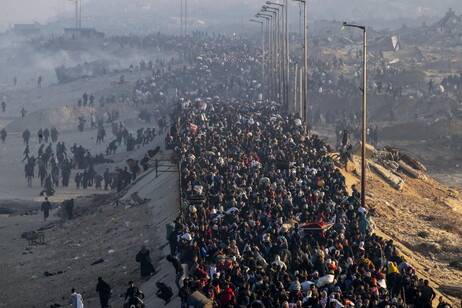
left=312, top=121, right=462, bottom=190
left=0, top=61, right=181, bottom=307
left=0, top=68, right=153, bottom=203
left=385, top=139, right=462, bottom=189
left=0, top=160, right=179, bottom=308
left=313, top=123, right=462, bottom=305
left=0, top=126, right=177, bottom=308
left=341, top=162, right=462, bottom=305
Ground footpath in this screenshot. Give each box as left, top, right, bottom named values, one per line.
left=119, top=152, right=181, bottom=307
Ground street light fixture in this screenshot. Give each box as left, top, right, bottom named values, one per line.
left=257, top=13, right=274, bottom=100
left=185, top=0, right=188, bottom=36
left=258, top=11, right=275, bottom=99
left=293, top=0, right=308, bottom=127
left=283, top=0, right=289, bottom=110
left=262, top=6, right=281, bottom=102
left=342, top=22, right=367, bottom=209
left=265, top=1, right=289, bottom=109
left=68, top=0, right=80, bottom=29
left=250, top=19, right=265, bottom=101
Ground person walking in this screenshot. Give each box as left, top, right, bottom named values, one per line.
left=22, top=145, right=30, bottom=162
left=135, top=245, right=156, bottom=280
left=68, top=288, right=84, bottom=308
left=0, top=129, right=6, bottom=144
left=65, top=198, right=75, bottom=220
left=25, top=162, right=34, bottom=188
left=96, top=277, right=111, bottom=308
left=166, top=254, right=184, bottom=291
left=40, top=197, right=52, bottom=221
left=103, top=169, right=112, bottom=190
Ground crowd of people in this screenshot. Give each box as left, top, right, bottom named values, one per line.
left=66, top=34, right=451, bottom=308
left=121, top=31, right=452, bottom=305
left=21, top=133, right=115, bottom=195
left=156, top=97, right=445, bottom=308
left=77, top=92, right=95, bottom=107
left=36, top=127, right=59, bottom=143
left=6, top=30, right=456, bottom=308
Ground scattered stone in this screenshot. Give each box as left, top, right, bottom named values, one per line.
left=440, top=284, right=462, bottom=298
left=91, top=258, right=104, bottom=265
left=43, top=271, right=63, bottom=277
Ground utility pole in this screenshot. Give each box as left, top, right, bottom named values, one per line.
left=294, top=0, right=308, bottom=127
left=79, top=0, right=82, bottom=28
left=299, top=67, right=303, bottom=117
left=259, top=13, right=274, bottom=100
left=261, top=21, right=265, bottom=101
left=276, top=10, right=281, bottom=101
left=361, top=27, right=367, bottom=209
left=180, top=0, right=183, bottom=37
left=284, top=0, right=289, bottom=111
left=257, top=14, right=271, bottom=100
left=303, top=0, right=308, bottom=128
left=342, top=22, right=367, bottom=208
left=185, top=0, right=188, bottom=36
left=75, top=0, right=78, bottom=28
left=294, top=63, right=298, bottom=113
left=265, top=18, right=271, bottom=99
left=250, top=19, right=265, bottom=101
left=68, top=0, right=80, bottom=29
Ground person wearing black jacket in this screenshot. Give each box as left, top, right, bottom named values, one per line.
left=96, top=277, right=111, bottom=308
left=136, top=245, right=156, bottom=279
left=421, top=280, right=436, bottom=308
left=166, top=254, right=184, bottom=290
left=125, top=281, right=145, bottom=308
left=156, top=281, right=173, bottom=304
left=40, top=197, right=52, bottom=221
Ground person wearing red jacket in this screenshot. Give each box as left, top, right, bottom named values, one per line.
left=218, top=283, right=235, bottom=308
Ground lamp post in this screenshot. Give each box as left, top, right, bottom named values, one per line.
left=266, top=0, right=289, bottom=111
left=263, top=6, right=281, bottom=101
left=266, top=1, right=285, bottom=106
left=68, top=0, right=79, bottom=28
left=180, top=0, right=183, bottom=36
left=284, top=0, right=289, bottom=111
left=293, top=0, right=308, bottom=127
left=250, top=19, right=265, bottom=100
left=256, top=14, right=271, bottom=99
left=185, top=0, right=188, bottom=36
left=258, top=12, right=275, bottom=100
left=342, top=22, right=367, bottom=208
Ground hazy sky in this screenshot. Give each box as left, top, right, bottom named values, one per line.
left=0, top=0, right=78, bottom=29
left=0, top=0, right=460, bottom=32
left=1, top=0, right=56, bottom=22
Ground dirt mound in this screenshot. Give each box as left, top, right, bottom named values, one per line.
left=345, top=161, right=462, bottom=305
left=0, top=207, right=15, bottom=215
left=381, top=120, right=462, bottom=141
left=0, top=199, right=39, bottom=214
left=5, top=106, right=98, bottom=132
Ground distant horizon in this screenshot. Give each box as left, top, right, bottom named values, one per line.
left=0, top=0, right=460, bottom=33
